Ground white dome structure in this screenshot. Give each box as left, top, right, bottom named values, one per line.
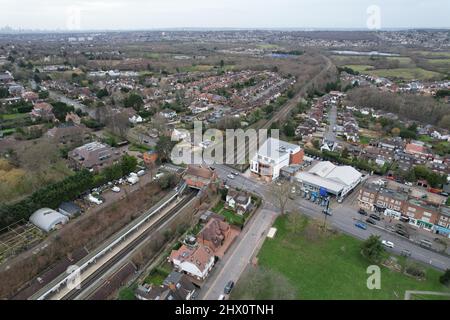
left=29, top=208, right=69, bottom=233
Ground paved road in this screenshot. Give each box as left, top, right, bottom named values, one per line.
left=212, top=164, right=450, bottom=271
left=199, top=207, right=277, bottom=300
left=324, top=103, right=337, bottom=143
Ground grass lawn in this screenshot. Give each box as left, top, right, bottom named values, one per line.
left=129, top=144, right=151, bottom=153
left=212, top=201, right=245, bottom=226
left=359, top=135, right=371, bottom=145
left=418, top=135, right=434, bottom=143
left=367, top=68, right=443, bottom=81
left=239, top=215, right=450, bottom=300
left=145, top=269, right=170, bottom=286
left=1, top=113, right=29, bottom=120
left=181, top=64, right=215, bottom=72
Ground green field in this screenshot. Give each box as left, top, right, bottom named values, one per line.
left=367, top=68, right=442, bottom=80
left=0, top=113, right=29, bottom=120
left=232, top=215, right=450, bottom=300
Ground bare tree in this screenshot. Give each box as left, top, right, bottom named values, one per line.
left=270, top=180, right=292, bottom=215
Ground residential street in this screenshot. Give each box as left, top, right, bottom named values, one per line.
left=198, top=207, right=277, bottom=300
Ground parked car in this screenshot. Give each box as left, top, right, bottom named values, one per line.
left=112, top=186, right=121, bottom=193
left=232, top=172, right=239, bottom=176
left=137, top=170, right=146, bottom=177
left=399, top=216, right=410, bottom=223
left=355, top=222, right=367, bottom=230
left=358, top=208, right=367, bottom=216
left=419, top=239, right=433, bottom=248
left=218, top=294, right=226, bottom=300
left=369, top=213, right=381, bottom=221
left=381, top=240, right=394, bottom=248
left=227, top=174, right=235, bottom=179
left=395, top=223, right=407, bottom=230
left=401, top=249, right=411, bottom=257
left=396, top=229, right=409, bottom=238
left=224, top=281, right=234, bottom=294
left=365, top=218, right=377, bottom=225
left=87, top=194, right=103, bottom=205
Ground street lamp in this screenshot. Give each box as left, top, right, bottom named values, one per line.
left=322, top=196, right=331, bottom=229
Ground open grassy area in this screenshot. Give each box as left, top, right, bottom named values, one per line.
left=367, top=68, right=443, bottom=80
left=233, top=215, right=450, bottom=300
left=359, top=135, right=371, bottom=145
left=144, top=268, right=170, bottom=286
left=0, top=113, right=30, bottom=120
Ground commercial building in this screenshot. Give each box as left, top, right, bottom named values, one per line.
left=68, top=141, right=122, bottom=171
left=250, top=138, right=304, bottom=181
left=358, top=180, right=450, bottom=237
left=295, top=161, right=362, bottom=199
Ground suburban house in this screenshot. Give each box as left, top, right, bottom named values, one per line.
left=30, top=102, right=55, bottom=122
left=68, top=141, right=122, bottom=171
left=295, top=161, right=362, bottom=199
left=197, top=214, right=239, bottom=258
left=225, top=189, right=252, bottom=215
left=250, top=137, right=304, bottom=181
left=183, top=165, right=218, bottom=189
left=160, top=109, right=177, bottom=120
left=168, top=244, right=215, bottom=281
left=135, top=271, right=196, bottom=300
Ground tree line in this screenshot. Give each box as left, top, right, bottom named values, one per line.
left=346, top=87, right=450, bottom=130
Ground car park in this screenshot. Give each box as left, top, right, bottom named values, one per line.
left=355, top=222, right=367, bottom=230
left=365, top=218, right=376, bottom=225
left=369, top=214, right=381, bottom=221
left=381, top=240, right=394, bottom=248
left=224, top=281, right=234, bottom=294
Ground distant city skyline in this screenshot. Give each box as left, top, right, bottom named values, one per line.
left=0, top=0, right=449, bottom=31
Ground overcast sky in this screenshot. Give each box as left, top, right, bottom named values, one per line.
left=0, top=0, right=449, bottom=30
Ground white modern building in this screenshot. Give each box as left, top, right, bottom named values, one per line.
left=29, top=208, right=69, bottom=233
left=250, top=138, right=304, bottom=181
left=295, top=161, right=362, bottom=199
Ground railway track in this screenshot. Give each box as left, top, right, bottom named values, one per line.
left=58, top=190, right=196, bottom=300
